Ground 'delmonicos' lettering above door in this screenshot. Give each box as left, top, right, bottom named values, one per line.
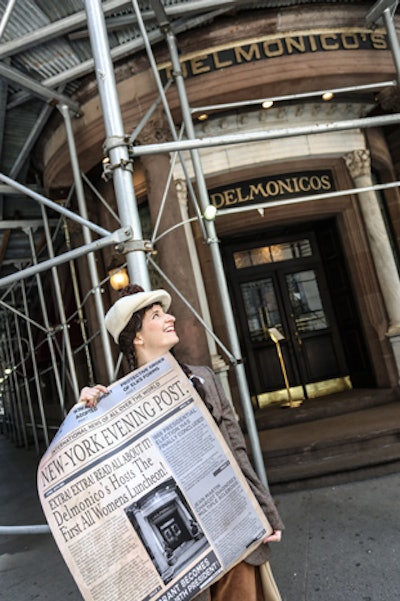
left=209, top=170, right=335, bottom=211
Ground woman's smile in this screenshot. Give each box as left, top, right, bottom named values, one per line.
left=134, top=305, right=180, bottom=364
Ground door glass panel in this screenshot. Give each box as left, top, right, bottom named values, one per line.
left=240, top=279, right=283, bottom=342
left=286, top=270, right=328, bottom=332
left=234, top=239, right=312, bottom=269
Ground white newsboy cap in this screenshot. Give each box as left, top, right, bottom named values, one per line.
left=104, top=289, right=171, bottom=343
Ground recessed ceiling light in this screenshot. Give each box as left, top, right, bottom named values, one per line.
left=261, top=100, right=274, bottom=109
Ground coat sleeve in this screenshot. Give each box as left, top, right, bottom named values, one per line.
left=198, top=366, right=284, bottom=532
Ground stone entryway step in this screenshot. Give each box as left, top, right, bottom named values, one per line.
left=251, top=401, right=400, bottom=490
left=264, top=438, right=400, bottom=484
left=253, top=388, right=399, bottom=430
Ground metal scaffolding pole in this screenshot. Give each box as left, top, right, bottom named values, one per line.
left=62, top=215, right=96, bottom=386
left=60, top=104, right=116, bottom=384
left=40, top=204, right=80, bottom=400
left=367, top=1, right=400, bottom=83
left=130, top=0, right=208, bottom=242
left=381, top=5, right=400, bottom=84
left=0, top=525, right=51, bottom=535
left=0, top=227, right=131, bottom=290
left=0, top=334, right=12, bottom=437
left=2, top=317, right=20, bottom=445
left=0, top=296, right=48, bottom=333
left=0, top=0, right=18, bottom=40
left=4, top=0, right=400, bottom=463
left=190, top=80, right=397, bottom=115
left=0, top=0, right=233, bottom=60
left=26, top=227, right=67, bottom=419
left=130, top=112, right=400, bottom=157
left=0, top=61, right=81, bottom=114
left=19, top=277, right=49, bottom=447
left=4, top=317, right=27, bottom=448
left=149, top=0, right=268, bottom=487
left=9, top=101, right=55, bottom=180
left=84, top=0, right=150, bottom=290
left=11, top=289, right=39, bottom=453
left=216, top=179, right=400, bottom=216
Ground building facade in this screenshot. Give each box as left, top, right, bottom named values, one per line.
left=39, top=1, right=400, bottom=417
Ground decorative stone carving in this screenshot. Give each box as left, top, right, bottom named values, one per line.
left=135, top=111, right=173, bottom=146
left=377, top=86, right=400, bottom=113
left=344, top=148, right=371, bottom=180
left=175, top=178, right=188, bottom=208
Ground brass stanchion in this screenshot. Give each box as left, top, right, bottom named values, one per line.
left=268, top=327, right=303, bottom=409
left=257, top=308, right=302, bottom=409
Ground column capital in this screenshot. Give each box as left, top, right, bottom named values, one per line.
left=377, top=85, right=400, bottom=113
left=135, top=110, right=172, bottom=146
left=344, top=149, right=371, bottom=180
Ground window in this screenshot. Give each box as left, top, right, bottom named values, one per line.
left=233, top=239, right=312, bottom=269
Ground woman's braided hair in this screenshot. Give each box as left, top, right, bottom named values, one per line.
left=117, top=284, right=147, bottom=371
left=178, top=362, right=219, bottom=423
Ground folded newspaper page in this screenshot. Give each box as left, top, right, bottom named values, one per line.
left=38, top=353, right=272, bottom=601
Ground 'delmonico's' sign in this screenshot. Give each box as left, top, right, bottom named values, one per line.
left=209, top=171, right=335, bottom=210
left=159, top=28, right=387, bottom=82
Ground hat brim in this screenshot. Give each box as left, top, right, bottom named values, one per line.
left=104, top=289, right=171, bottom=343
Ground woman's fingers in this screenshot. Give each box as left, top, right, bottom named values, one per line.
left=79, top=385, right=109, bottom=407
left=263, top=529, right=282, bottom=543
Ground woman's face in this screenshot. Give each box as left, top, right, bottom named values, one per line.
left=134, top=303, right=179, bottom=359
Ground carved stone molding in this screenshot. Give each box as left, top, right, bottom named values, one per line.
left=344, top=149, right=371, bottom=180
left=175, top=178, right=188, bottom=207
left=377, top=85, right=400, bottom=113
left=135, top=110, right=173, bottom=146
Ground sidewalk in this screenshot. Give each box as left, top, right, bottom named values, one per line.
left=1, top=434, right=399, bottom=601
left=269, top=474, right=399, bottom=601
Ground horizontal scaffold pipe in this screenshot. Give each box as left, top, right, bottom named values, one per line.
left=0, top=525, right=50, bottom=535
left=191, top=80, right=397, bottom=114
left=215, top=179, right=400, bottom=215
left=0, top=62, right=81, bottom=115
left=0, top=227, right=132, bottom=290
left=0, top=172, right=110, bottom=238
left=131, top=113, right=400, bottom=156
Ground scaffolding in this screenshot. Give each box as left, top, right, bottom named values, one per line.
left=1, top=0, right=400, bottom=503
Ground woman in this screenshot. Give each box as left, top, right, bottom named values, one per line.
left=80, top=284, right=283, bottom=601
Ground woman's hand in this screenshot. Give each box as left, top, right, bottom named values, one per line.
left=79, top=384, right=109, bottom=408
left=263, top=529, right=282, bottom=543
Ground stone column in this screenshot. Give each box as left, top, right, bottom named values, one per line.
left=345, top=149, right=400, bottom=378
left=136, top=111, right=210, bottom=366
left=175, top=178, right=234, bottom=408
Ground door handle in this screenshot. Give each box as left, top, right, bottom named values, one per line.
left=258, top=307, right=269, bottom=340
left=289, top=314, right=302, bottom=347
left=294, top=330, right=302, bottom=347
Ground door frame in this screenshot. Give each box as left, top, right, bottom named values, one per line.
left=221, top=221, right=373, bottom=404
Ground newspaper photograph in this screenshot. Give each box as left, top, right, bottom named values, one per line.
left=38, top=353, right=272, bottom=601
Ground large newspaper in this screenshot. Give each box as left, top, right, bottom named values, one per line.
left=38, top=353, right=272, bottom=601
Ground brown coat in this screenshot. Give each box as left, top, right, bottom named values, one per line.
left=189, top=365, right=284, bottom=558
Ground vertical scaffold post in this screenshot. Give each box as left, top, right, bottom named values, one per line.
left=150, top=0, right=269, bottom=488
left=83, top=0, right=151, bottom=291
